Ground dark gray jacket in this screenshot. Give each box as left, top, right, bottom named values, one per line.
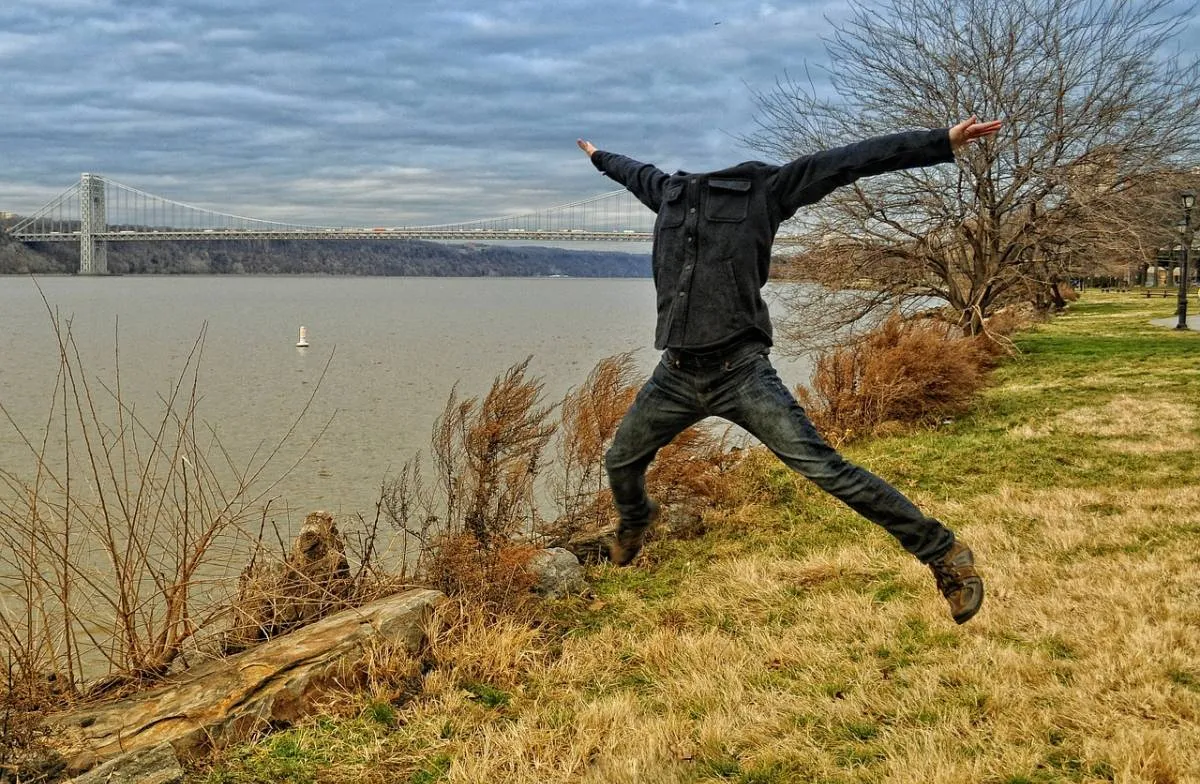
left=590, top=129, right=955, bottom=350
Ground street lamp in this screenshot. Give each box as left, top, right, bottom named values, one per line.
left=1178, top=190, right=1195, bottom=330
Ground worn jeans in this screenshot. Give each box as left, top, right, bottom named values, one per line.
left=604, top=342, right=955, bottom=564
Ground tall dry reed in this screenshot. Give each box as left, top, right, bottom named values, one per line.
left=0, top=299, right=333, bottom=704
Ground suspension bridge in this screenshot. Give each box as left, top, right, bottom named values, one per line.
left=7, top=173, right=658, bottom=274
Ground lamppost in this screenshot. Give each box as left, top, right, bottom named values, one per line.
left=1178, top=189, right=1195, bottom=331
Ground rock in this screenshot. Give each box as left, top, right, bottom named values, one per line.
left=50, top=588, right=444, bottom=776
left=528, top=548, right=587, bottom=598
left=69, top=742, right=182, bottom=784
left=659, top=503, right=707, bottom=539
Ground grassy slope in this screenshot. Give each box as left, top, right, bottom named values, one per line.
left=193, top=294, right=1200, bottom=784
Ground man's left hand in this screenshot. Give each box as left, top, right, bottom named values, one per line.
left=949, top=116, right=1002, bottom=149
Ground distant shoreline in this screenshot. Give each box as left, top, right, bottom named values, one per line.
left=0, top=235, right=652, bottom=277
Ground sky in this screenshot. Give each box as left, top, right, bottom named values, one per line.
left=2, top=0, right=1197, bottom=228
left=0, top=0, right=846, bottom=226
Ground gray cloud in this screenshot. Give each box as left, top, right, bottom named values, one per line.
left=4, top=0, right=1106, bottom=226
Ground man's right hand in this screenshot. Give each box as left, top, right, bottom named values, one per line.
left=577, top=139, right=597, bottom=157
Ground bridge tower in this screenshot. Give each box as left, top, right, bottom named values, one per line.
left=79, top=172, right=108, bottom=274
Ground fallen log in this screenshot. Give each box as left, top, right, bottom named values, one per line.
left=51, top=588, right=444, bottom=777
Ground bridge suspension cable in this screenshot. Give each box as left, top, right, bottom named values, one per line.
left=409, top=189, right=654, bottom=234
left=7, top=173, right=657, bottom=274
left=11, top=176, right=654, bottom=236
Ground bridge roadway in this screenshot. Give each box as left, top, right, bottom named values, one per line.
left=14, top=228, right=654, bottom=242
left=15, top=228, right=803, bottom=244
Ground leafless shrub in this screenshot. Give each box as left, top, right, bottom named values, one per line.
left=0, top=299, right=331, bottom=703
left=378, top=359, right=553, bottom=612
left=797, top=313, right=993, bottom=444
left=381, top=354, right=740, bottom=598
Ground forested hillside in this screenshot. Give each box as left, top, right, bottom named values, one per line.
left=0, top=229, right=650, bottom=277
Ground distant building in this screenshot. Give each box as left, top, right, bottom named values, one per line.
left=0, top=211, right=14, bottom=220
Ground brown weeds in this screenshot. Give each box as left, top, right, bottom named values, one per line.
left=380, top=358, right=554, bottom=612
left=422, top=536, right=540, bottom=615
left=547, top=353, right=639, bottom=542
left=797, top=313, right=993, bottom=444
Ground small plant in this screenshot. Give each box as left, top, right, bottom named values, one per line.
left=461, top=680, right=510, bottom=709
left=362, top=700, right=397, bottom=726
left=410, top=753, right=452, bottom=784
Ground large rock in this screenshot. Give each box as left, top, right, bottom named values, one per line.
left=51, top=588, right=444, bottom=776
left=68, top=743, right=182, bottom=784
left=527, top=548, right=587, bottom=598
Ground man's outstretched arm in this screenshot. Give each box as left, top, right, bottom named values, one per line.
left=769, top=117, right=1002, bottom=218
left=578, top=138, right=670, bottom=212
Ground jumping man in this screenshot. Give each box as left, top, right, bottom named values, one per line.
left=577, top=117, right=1002, bottom=624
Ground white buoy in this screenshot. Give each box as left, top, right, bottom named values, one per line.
left=296, top=326, right=310, bottom=347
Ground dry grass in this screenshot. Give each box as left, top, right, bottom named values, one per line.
left=363, top=471, right=1199, bottom=783
left=327, top=500, right=1197, bottom=783
left=183, top=294, right=1200, bottom=782
left=1009, top=395, right=1198, bottom=453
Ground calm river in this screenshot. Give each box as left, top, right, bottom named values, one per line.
left=1, top=275, right=813, bottom=534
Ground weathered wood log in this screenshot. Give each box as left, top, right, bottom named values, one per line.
left=224, top=510, right=354, bottom=652
left=51, top=588, right=444, bottom=776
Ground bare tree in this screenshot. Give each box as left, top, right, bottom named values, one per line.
left=747, top=0, right=1200, bottom=340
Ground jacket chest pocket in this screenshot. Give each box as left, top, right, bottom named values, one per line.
left=705, top=178, right=751, bottom=222
left=657, top=182, right=686, bottom=229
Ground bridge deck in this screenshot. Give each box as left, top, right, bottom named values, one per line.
left=14, top=229, right=655, bottom=242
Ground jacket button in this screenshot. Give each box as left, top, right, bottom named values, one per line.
left=678, top=291, right=686, bottom=298
left=689, top=207, right=696, bottom=213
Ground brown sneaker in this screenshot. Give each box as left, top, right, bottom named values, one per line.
left=928, top=540, right=984, bottom=624
left=609, top=500, right=660, bottom=566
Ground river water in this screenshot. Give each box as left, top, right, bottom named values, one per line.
left=0, top=275, right=813, bottom=533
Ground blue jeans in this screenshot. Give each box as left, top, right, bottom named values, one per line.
left=604, top=342, right=955, bottom=564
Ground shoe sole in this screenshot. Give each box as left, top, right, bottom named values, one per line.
left=952, top=577, right=984, bottom=624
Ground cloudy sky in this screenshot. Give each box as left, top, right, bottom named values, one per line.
left=0, top=0, right=849, bottom=225
left=1, top=0, right=1196, bottom=227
